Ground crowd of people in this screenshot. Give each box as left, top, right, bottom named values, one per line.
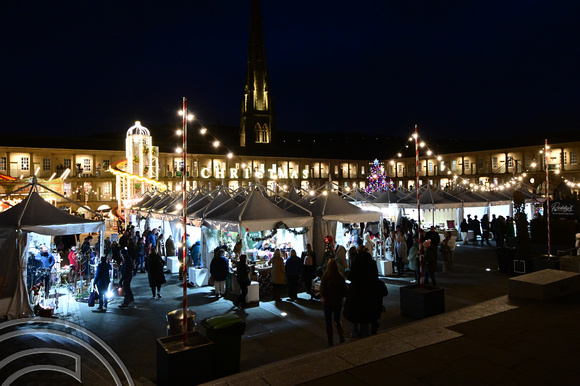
left=33, top=213, right=513, bottom=343
left=459, top=213, right=515, bottom=247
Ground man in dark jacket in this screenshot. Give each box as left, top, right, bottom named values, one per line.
left=285, top=250, right=303, bottom=301
left=93, top=256, right=111, bottom=311
left=118, top=249, right=134, bottom=308
left=210, top=249, right=229, bottom=297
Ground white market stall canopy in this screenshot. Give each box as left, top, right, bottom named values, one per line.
left=310, top=190, right=382, bottom=222
left=205, top=186, right=313, bottom=232
left=0, top=191, right=104, bottom=235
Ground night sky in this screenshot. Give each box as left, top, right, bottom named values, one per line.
left=2, top=1, right=579, bottom=142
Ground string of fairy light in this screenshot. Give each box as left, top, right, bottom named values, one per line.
left=377, top=128, right=575, bottom=194
left=171, top=113, right=575, bottom=196
left=175, top=109, right=267, bottom=188
left=176, top=108, right=295, bottom=193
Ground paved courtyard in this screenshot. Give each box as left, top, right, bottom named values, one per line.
left=1, top=241, right=557, bottom=384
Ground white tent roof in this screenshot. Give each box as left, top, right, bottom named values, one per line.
left=205, top=188, right=313, bottom=232
left=0, top=191, right=104, bottom=235
left=310, top=191, right=381, bottom=222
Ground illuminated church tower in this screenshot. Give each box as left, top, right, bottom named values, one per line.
left=240, top=0, right=275, bottom=148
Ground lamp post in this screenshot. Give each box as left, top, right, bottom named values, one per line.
left=414, top=125, right=423, bottom=288
left=181, top=97, right=188, bottom=344
left=545, top=139, right=551, bottom=259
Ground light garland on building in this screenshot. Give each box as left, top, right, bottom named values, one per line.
left=108, top=159, right=167, bottom=191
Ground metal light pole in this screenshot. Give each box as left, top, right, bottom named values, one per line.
left=181, top=97, right=188, bottom=343
left=545, top=139, right=551, bottom=259
left=415, top=124, right=423, bottom=288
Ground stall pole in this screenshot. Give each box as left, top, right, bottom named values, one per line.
left=545, top=139, right=551, bottom=259
left=181, top=97, right=189, bottom=344
left=415, top=125, right=423, bottom=288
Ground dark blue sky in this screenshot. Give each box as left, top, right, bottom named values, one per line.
left=1, top=1, right=579, bottom=141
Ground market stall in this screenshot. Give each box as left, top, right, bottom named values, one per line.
left=309, top=189, right=381, bottom=262
left=0, top=182, right=105, bottom=320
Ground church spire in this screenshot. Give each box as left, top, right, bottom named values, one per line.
left=240, top=0, right=274, bottom=148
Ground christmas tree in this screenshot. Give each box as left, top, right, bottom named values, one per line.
left=365, top=159, right=393, bottom=193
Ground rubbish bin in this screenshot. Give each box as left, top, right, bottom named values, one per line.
left=201, top=313, right=246, bottom=377
left=156, top=331, right=215, bottom=386
left=167, top=308, right=196, bottom=336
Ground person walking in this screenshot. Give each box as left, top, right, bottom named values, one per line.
left=118, top=249, right=134, bottom=308
left=423, top=240, right=438, bottom=287
left=472, top=215, right=482, bottom=244
left=146, top=250, right=166, bottom=298
left=190, top=240, right=201, bottom=267
left=285, top=249, right=302, bottom=301
left=496, top=216, right=507, bottom=247
left=490, top=214, right=497, bottom=241
left=394, top=230, right=407, bottom=276
left=93, top=256, right=111, bottom=312
left=301, top=243, right=316, bottom=300
left=234, top=254, right=251, bottom=308
left=210, top=249, right=229, bottom=297
left=460, top=218, right=469, bottom=244
left=320, top=258, right=347, bottom=346
left=440, top=232, right=455, bottom=272
left=269, top=249, right=286, bottom=301
left=481, top=214, right=491, bottom=245
left=165, top=235, right=176, bottom=257
left=343, top=245, right=378, bottom=339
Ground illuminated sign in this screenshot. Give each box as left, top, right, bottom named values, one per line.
left=199, top=164, right=310, bottom=180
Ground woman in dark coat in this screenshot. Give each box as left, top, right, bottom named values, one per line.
left=343, top=245, right=378, bottom=338
left=146, top=251, right=166, bottom=298
left=234, top=254, right=251, bottom=308
left=320, top=258, right=347, bottom=346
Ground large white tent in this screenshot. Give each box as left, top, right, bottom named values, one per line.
left=0, top=187, right=104, bottom=320
left=205, top=187, right=313, bottom=233
left=310, top=191, right=381, bottom=261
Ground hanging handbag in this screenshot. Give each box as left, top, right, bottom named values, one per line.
left=88, top=289, right=97, bottom=307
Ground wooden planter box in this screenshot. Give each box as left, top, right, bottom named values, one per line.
left=400, top=284, right=445, bottom=319
left=513, top=255, right=560, bottom=275
left=156, top=332, right=216, bottom=386
left=497, top=247, right=516, bottom=274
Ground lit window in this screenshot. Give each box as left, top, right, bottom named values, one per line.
left=571, top=151, right=578, bottom=165
left=43, top=158, right=51, bottom=171
left=0, top=157, right=6, bottom=171
left=492, top=157, right=498, bottom=169
left=102, top=182, right=112, bottom=195
left=428, top=162, right=433, bottom=172
left=64, top=158, right=71, bottom=168
left=103, top=160, right=110, bottom=170
left=21, top=157, right=29, bottom=171
left=83, top=158, right=91, bottom=172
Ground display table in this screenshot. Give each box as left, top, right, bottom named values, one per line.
left=377, top=259, right=393, bottom=276
left=166, top=256, right=180, bottom=273
left=230, top=278, right=260, bottom=303
left=188, top=267, right=210, bottom=287
left=247, top=281, right=260, bottom=303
